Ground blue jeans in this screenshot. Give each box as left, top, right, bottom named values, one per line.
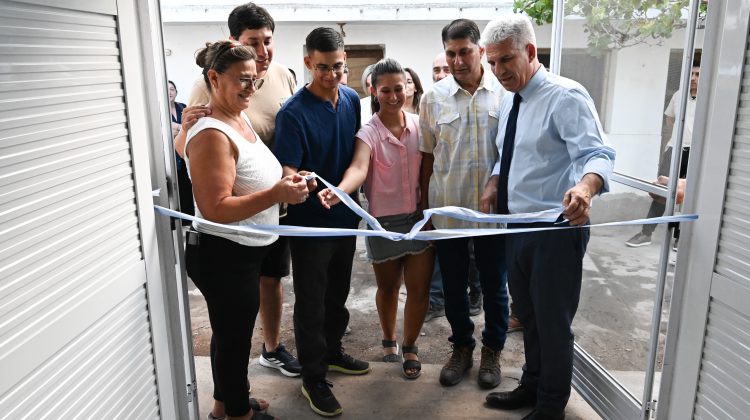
left=429, top=243, right=481, bottom=309
left=435, top=235, right=508, bottom=351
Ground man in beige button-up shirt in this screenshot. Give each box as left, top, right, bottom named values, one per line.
left=418, top=18, right=510, bottom=392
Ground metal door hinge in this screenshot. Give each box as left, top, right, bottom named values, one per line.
left=645, top=400, right=657, bottom=419
left=186, top=382, right=194, bottom=402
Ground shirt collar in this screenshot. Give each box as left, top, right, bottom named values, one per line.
left=447, top=69, right=501, bottom=97
left=372, top=111, right=412, bottom=140
left=518, top=65, right=547, bottom=101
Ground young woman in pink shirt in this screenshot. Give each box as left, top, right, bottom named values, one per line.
left=318, top=58, right=434, bottom=379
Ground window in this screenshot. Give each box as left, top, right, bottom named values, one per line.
left=344, top=45, right=385, bottom=97
left=538, top=49, right=609, bottom=125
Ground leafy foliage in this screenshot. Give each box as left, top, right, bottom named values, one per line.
left=513, top=0, right=707, bottom=55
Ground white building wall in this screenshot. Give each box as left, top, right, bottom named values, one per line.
left=606, top=47, right=672, bottom=181
left=164, top=21, right=464, bottom=103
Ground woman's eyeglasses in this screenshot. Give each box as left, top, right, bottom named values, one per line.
left=237, top=77, right=264, bottom=90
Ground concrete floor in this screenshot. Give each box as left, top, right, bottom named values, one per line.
left=194, top=356, right=601, bottom=419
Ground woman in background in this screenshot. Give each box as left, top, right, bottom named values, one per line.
left=402, top=67, right=424, bottom=114
left=168, top=80, right=195, bottom=220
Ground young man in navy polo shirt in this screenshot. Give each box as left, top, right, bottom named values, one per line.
left=274, top=27, right=369, bottom=417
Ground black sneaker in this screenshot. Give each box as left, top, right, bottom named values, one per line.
left=327, top=350, right=371, bottom=375
left=260, top=343, right=302, bottom=377
left=301, top=380, right=342, bottom=417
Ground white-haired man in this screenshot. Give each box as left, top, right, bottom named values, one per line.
left=479, top=14, right=615, bottom=420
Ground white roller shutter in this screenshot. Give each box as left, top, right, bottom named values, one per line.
left=0, top=0, right=165, bottom=418
left=691, top=29, right=750, bottom=420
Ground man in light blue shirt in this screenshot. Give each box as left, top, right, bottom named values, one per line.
left=478, top=14, right=615, bottom=420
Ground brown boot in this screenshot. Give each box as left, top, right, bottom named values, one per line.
left=478, top=345, right=502, bottom=389
left=439, top=345, right=473, bottom=386
left=508, top=313, right=524, bottom=332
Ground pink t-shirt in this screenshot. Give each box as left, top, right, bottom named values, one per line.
left=357, top=112, right=422, bottom=218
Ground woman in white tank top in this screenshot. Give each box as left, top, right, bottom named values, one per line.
left=183, top=41, right=310, bottom=420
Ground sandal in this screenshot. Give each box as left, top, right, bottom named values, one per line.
left=249, top=398, right=269, bottom=412
left=207, top=398, right=268, bottom=420
left=402, top=344, right=421, bottom=380
left=382, top=339, right=401, bottom=363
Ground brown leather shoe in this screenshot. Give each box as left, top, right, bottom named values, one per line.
left=486, top=384, right=537, bottom=409
left=507, top=313, right=524, bottom=332
left=521, top=408, right=565, bottom=420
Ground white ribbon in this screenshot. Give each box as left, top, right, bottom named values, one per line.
left=154, top=173, right=698, bottom=240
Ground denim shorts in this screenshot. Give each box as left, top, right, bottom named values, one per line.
left=365, top=211, right=431, bottom=264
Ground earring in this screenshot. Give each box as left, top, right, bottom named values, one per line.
left=372, top=95, right=378, bottom=104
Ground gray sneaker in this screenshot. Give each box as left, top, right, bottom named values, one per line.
left=469, top=292, right=482, bottom=316
left=424, top=305, right=445, bottom=322
left=625, top=232, right=652, bottom=247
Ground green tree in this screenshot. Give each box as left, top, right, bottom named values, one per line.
left=514, top=0, right=707, bottom=55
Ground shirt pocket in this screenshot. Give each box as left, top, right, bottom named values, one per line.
left=373, top=151, right=396, bottom=169
left=373, top=139, right=401, bottom=168
left=488, top=110, right=499, bottom=128
left=436, top=112, right=461, bottom=145
left=371, top=157, right=400, bottom=196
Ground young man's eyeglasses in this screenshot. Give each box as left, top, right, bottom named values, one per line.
left=313, top=63, right=346, bottom=74
left=237, top=77, right=264, bottom=90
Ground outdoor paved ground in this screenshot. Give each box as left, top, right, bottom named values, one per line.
left=187, top=192, right=680, bottom=417
left=194, top=357, right=601, bottom=419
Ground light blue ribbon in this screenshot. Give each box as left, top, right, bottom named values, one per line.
left=153, top=173, right=698, bottom=240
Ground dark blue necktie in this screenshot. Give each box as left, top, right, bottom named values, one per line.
left=497, top=93, right=522, bottom=214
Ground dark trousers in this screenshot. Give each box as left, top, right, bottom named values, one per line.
left=429, top=246, right=481, bottom=309
left=643, top=146, right=689, bottom=236
left=185, top=234, right=269, bottom=417
left=290, top=236, right=356, bottom=382
left=435, top=235, right=508, bottom=351
left=507, top=222, right=589, bottom=412
left=176, top=156, right=194, bottom=224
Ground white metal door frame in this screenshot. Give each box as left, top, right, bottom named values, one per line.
left=118, top=0, right=199, bottom=418
left=117, top=0, right=180, bottom=418
left=657, top=0, right=750, bottom=418
left=0, top=0, right=195, bottom=417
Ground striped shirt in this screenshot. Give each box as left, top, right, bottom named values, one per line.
left=419, top=73, right=505, bottom=229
